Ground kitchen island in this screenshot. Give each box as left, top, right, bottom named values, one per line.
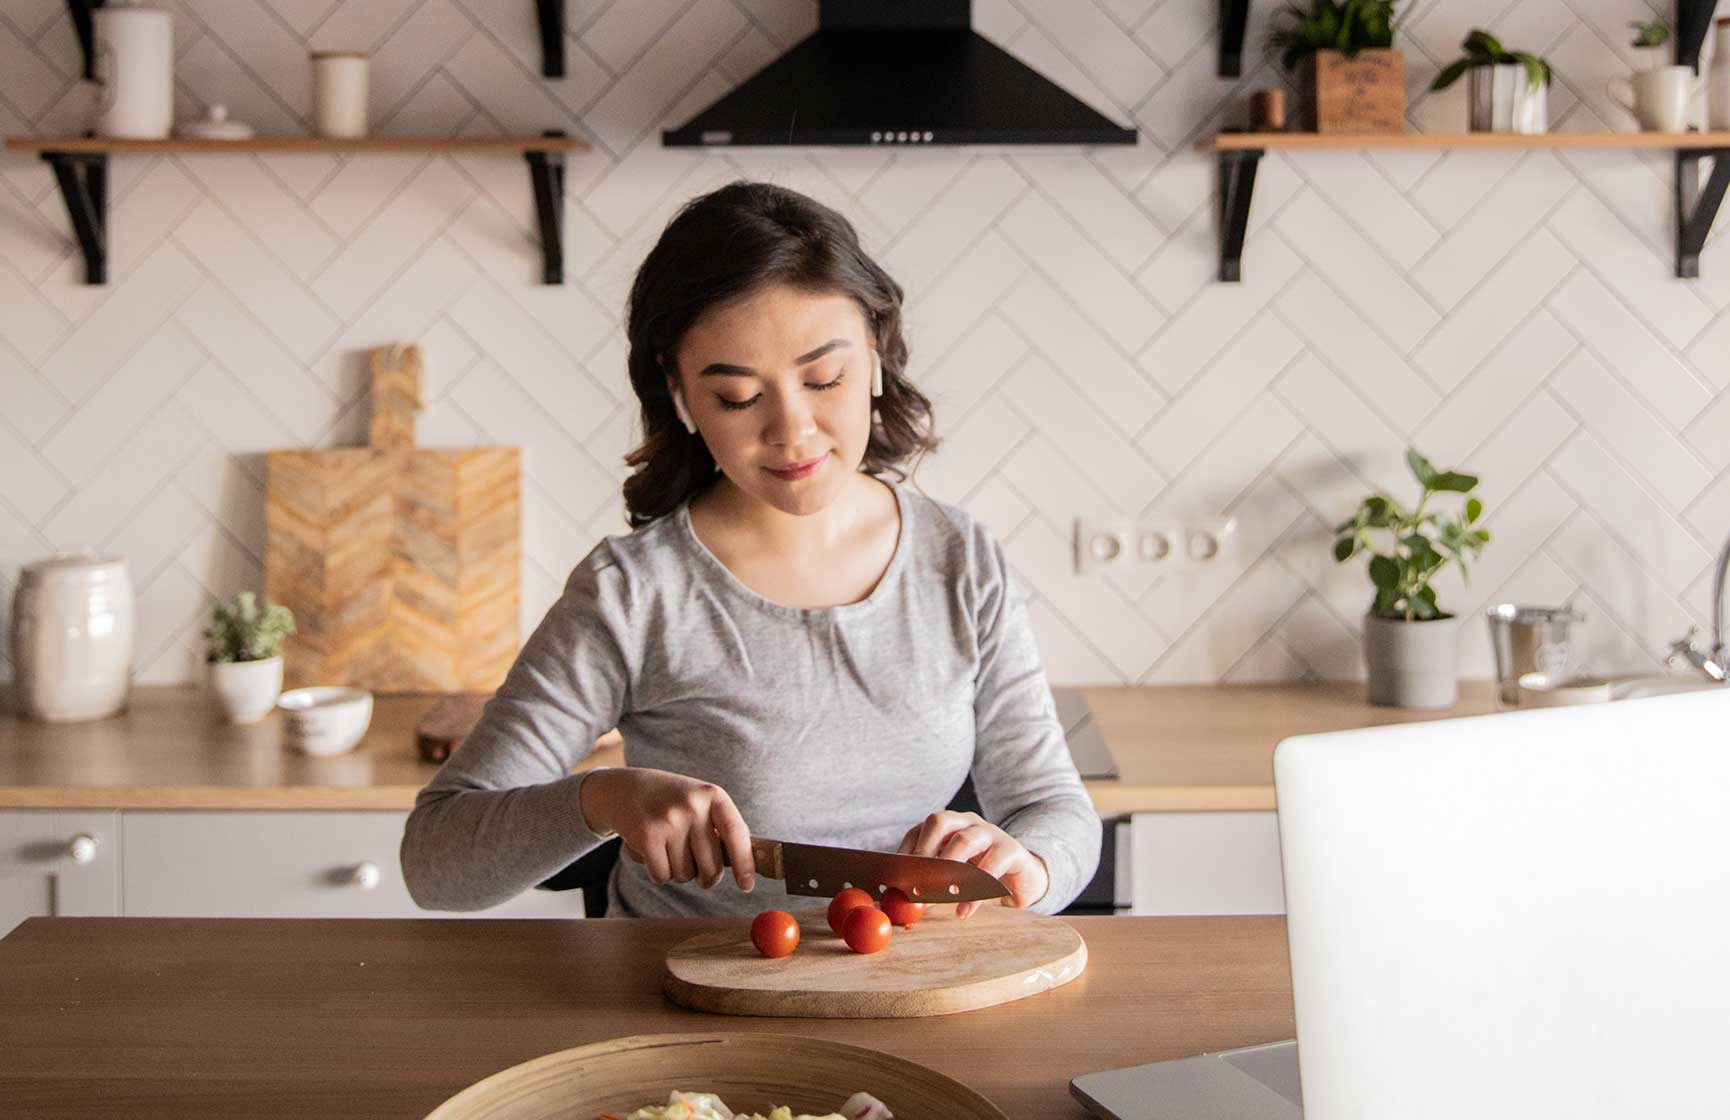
left=0, top=913, right=1292, bottom=1119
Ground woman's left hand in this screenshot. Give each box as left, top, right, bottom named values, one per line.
left=896, top=811, right=1048, bottom=918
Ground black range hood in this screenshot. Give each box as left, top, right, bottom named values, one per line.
left=662, top=0, right=1137, bottom=148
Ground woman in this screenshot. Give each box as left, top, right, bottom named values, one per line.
left=400, top=180, right=1100, bottom=920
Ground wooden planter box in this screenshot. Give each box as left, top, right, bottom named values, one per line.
left=1304, top=49, right=1405, bottom=133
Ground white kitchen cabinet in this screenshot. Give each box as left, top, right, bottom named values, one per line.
left=0, top=810, right=121, bottom=937
left=120, top=811, right=585, bottom=920
left=1129, top=811, right=1285, bottom=916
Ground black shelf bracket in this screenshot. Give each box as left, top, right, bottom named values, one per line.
left=42, top=152, right=107, bottom=284
left=537, top=0, right=565, bottom=78
left=1676, top=148, right=1730, bottom=278
left=1677, top=0, right=1718, bottom=72
left=67, top=0, right=105, bottom=81
left=525, top=130, right=567, bottom=284
left=1220, top=0, right=1250, bottom=78
left=1218, top=145, right=1262, bottom=282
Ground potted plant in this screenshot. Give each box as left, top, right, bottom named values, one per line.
left=1629, top=17, right=1671, bottom=69
left=1610, top=18, right=1695, bottom=133
left=1267, top=0, right=1406, bottom=133
left=205, top=591, right=295, bottom=723
left=1333, top=450, right=1491, bottom=709
left=1431, top=30, right=1554, bottom=134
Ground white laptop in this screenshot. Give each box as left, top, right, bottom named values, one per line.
left=1071, top=688, right=1730, bottom=1120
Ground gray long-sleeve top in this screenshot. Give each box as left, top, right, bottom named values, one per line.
left=400, top=481, right=1101, bottom=919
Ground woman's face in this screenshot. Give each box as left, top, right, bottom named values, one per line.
left=669, top=283, right=875, bottom=517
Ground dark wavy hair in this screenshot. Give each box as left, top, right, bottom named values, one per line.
left=621, top=180, right=938, bottom=527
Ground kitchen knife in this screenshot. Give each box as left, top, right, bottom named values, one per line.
left=725, top=837, right=1012, bottom=903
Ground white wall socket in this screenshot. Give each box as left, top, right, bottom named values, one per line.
left=1074, top=517, right=1237, bottom=575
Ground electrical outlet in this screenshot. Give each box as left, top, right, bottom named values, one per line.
left=1073, top=517, right=1133, bottom=574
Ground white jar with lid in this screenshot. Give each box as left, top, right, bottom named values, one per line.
left=10, top=552, right=134, bottom=722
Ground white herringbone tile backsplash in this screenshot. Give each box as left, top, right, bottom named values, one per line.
left=1, top=0, right=1725, bottom=687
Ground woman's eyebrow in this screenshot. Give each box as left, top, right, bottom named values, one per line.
left=697, top=338, right=851, bottom=377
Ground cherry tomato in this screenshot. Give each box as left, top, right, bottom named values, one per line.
left=750, top=910, right=800, bottom=959
left=842, top=905, right=893, bottom=954
left=879, top=887, right=926, bottom=928
left=827, top=887, right=876, bottom=936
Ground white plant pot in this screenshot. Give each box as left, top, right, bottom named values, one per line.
left=1468, top=64, right=1547, bottom=134
left=208, top=656, right=283, bottom=724
left=1362, top=613, right=1460, bottom=709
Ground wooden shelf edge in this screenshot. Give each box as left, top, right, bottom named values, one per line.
left=4, top=134, right=588, bottom=154
left=1213, top=130, right=1730, bottom=151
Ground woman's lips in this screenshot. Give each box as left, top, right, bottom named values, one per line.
left=766, top=454, right=827, bottom=481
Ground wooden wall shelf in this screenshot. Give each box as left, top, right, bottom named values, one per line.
left=3, top=134, right=584, bottom=285
left=1211, top=130, right=1730, bottom=282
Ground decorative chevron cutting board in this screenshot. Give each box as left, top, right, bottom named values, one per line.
left=265, top=344, right=520, bottom=694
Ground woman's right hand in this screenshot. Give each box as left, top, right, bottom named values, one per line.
left=580, top=767, right=756, bottom=891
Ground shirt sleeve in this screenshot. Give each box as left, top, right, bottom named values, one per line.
left=965, top=524, right=1102, bottom=915
left=399, top=545, right=634, bottom=911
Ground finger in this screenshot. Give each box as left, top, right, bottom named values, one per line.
left=711, top=790, right=756, bottom=891
left=957, top=900, right=979, bottom=919
left=936, top=826, right=994, bottom=866
left=665, top=834, right=696, bottom=884
left=895, top=826, right=919, bottom=856
left=690, top=813, right=724, bottom=890
left=912, top=811, right=965, bottom=857
left=642, top=840, right=671, bottom=886
left=976, top=847, right=1030, bottom=908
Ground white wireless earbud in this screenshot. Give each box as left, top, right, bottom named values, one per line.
left=672, top=391, right=697, bottom=435
left=871, top=351, right=884, bottom=398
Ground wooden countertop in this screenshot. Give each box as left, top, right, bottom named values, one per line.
left=0, top=914, right=1294, bottom=1118
left=0, top=682, right=1501, bottom=813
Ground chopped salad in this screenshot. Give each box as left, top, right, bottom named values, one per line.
left=602, top=1089, right=892, bottom=1120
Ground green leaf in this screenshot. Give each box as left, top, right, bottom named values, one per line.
left=1466, top=497, right=1482, bottom=523
left=1406, top=448, right=1437, bottom=488
left=1369, top=553, right=1400, bottom=590
left=1520, top=53, right=1546, bottom=92
left=1464, top=29, right=1506, bottom=58
left=1333, top=537, right=1357, bottom=562
left=1431, top=58, right=1472, bottom=91
left=1374, top=586, right=1400, bottom=617
left=1430, top=470, right=1478, bottom=493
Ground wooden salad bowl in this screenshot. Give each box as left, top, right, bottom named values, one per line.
left=423, top=1032, right=1006, bottom=1120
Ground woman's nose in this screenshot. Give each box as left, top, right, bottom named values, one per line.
left=764, top=391, right=818, bottom=445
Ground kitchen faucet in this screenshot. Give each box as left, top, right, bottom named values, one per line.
left=1669, top=527, right=1730, bottom=682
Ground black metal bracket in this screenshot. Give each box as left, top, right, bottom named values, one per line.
left=536, top=0, right=565, bottom=78
left=1677, top=0, right=1718, bottom=72
left=525, top=130, right=567, bottom=284
left=1218, top=145, right=1262, bottom=282
left=1220, top=0, right=1250, bottom=78
left=1677, top=148, right=1730, bottom=278
left=67, top=0, right=105, bottom=81
left=42, top=152, right=107, bottom=284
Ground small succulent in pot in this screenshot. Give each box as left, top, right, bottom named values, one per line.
left=205, top=590, right=295, bottom=663
left=1333, top=450, right=1491, bottom=622
left=205, top=591, right=296, bottom=724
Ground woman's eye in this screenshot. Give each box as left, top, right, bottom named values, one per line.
left=716, top=395, right=760, bottom=411
left=808, top=372, right=846, bottom=391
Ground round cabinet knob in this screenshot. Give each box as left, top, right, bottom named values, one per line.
left=350, top=861, right=380, bottom=890
left=68, top=834, right=98, bottom=864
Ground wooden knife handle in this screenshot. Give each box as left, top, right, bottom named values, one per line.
left=717, top=837, right=782, bottom=880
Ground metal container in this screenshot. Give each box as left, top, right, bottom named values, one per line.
left=1486, top=603, right=1583, bottom=705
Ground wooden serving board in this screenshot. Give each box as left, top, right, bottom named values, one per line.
left=265, top=344, right=520, bottom=694
left=663, top=905, right=1086, bottom=1018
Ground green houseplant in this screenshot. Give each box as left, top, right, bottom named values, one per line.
left=1430, top=31, right=1555, bottom=136
left=1333, top=450, right=1490, bottom=708
left=1267, top=0, right=1406, bottom=133
left=205, top=591, right=295, bottom=723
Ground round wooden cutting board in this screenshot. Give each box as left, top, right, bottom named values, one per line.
left=663, top=905, right=1087, bottom=1018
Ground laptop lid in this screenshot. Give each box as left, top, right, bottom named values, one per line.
left=1273, top=689, right=1730, bottom=1119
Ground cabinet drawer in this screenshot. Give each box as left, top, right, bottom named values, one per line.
left=1130, top=811, right=1285, bottom=916
left=0, top=810, right=120, bottom=937
left=121, top=811, right=584, bottom=920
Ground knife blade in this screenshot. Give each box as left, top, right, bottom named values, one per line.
left=731, top=836, right=1012, bottom=903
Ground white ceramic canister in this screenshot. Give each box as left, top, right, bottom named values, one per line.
left=1710, top=19, right=1730, bottom=130
left=93, top=2, right=173, bottom=140
left=10, top=553, right=135, bottom=722
left=310, top=51, right=369, bottom=138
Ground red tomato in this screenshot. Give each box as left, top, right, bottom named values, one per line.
left=842, top=905, right=893, bottom=954
left=879, top=887, right=926, bottom=928
left=750, top=910, right=800, bottom=959
left=826, top=887, right=876, bottom=936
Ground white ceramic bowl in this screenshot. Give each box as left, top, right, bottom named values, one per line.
left=277, top=686, right=373, bottom=755
left=1517, top=671, right=1613, bottom=707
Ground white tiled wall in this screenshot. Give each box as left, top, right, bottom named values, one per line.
left=0, top=0, right=1724, bottom=686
